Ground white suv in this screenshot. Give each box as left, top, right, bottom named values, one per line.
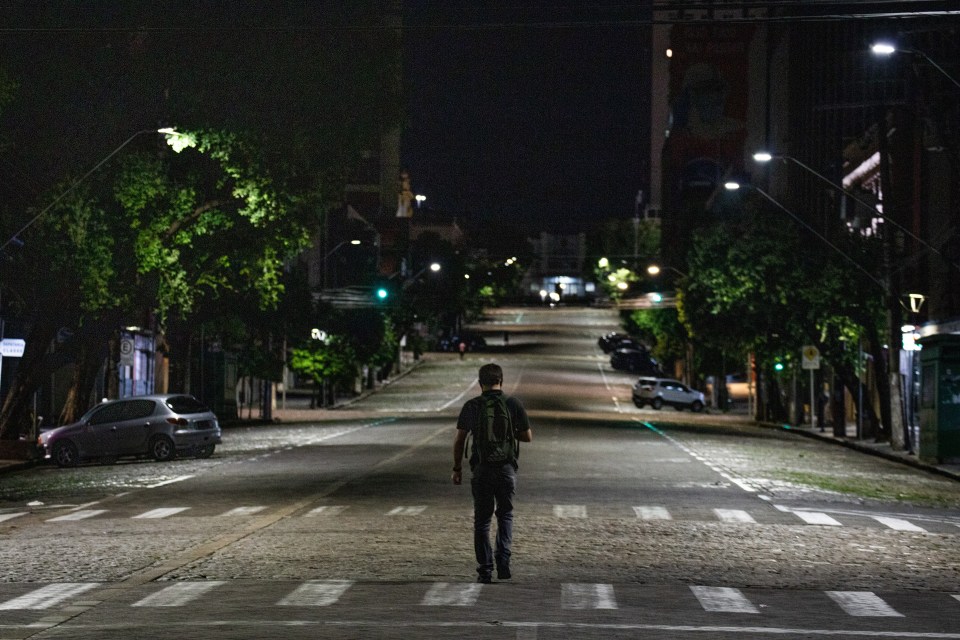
left=632, top=377, right=705, bottom=412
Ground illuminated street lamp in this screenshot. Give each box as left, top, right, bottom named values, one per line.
left=2, top=127, right=186, bottom=252
left=752, top=151, right=959, bottom=272
left=871, top=42, right=960, bottom=90
left=646, top=264, right=687, bottom=278
left=723, top=181, right=887, bottom=291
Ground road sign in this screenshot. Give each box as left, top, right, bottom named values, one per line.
left=0, top=338, right=25, bottom=358
left=801, top=345, right=820, bottom=370
left=119, top=338, right=136, bottom=366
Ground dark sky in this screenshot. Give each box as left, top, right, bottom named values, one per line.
left=400, top=3, right=650, bottom=233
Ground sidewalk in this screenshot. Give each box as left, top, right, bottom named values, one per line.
left=762, top=419, right=960, bottom=483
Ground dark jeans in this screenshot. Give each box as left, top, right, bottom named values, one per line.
left=471, top=463, right=517, bottom=577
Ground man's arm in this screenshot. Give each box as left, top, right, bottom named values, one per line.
left=517, top=427, right=532, bottom=443
left=509, top=397, right=533, bottom=442
left=452, top=428, right=468, bottom=485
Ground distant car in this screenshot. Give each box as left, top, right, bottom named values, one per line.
left=438, top=334, right=487, bottom=352
left=610, top=348, right=660, bottom=374
left=598, top=332, right=629, bottom=352
left=632, top=377, right=705, bottom=412
left=37, top=394, right=221, bottom=467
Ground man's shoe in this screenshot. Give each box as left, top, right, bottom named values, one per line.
left=496, top=565, right=511, bottom=580
left=477, top=574, right=492, bottom=584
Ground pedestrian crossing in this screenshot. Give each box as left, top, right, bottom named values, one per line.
left=1, top=580, right=957, bottom=621
left=1, top=503, right=955, bottom=532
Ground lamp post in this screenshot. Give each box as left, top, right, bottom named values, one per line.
left=646, top=264, right=688, bottom=278
left=871, top=42, right=960, bottom=91
left=401, top=261, right=441, bottom=290
left=752, top=151, right=960, bottom=273
left=1, top=127, right=185, bottom=252
left=322, top=239, right=361, bottom=290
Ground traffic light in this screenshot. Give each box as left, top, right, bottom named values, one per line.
left=375, top=287, right=389, bottom=301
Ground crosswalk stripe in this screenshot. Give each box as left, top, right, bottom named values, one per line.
left=0, top=512, right=26, bottom=523
left=387, top=506, right=426, bottom=516
left=713, top=509, right=756, bottom=524
left=633, top=506, right=671, bottom=520
left=305, top=505, right=348, bottom=516
left=871, top=516, right=927, bottom=533
left=0, top=583, right=100, bottom=610
left=690, top=586, right=759, bottom=613
left=561, top=583, right=617, bottom=609
left=46, top=509, right=108, bottom=522
left=133, top=508, right=190, bottom=519
left=554, top=505, right=587, bottom=518
left=132, top=582, right=225, bottom=607
left=826, top=591, right=903, bottom=617
left=793, top=511, right=842, bottom=526
left=421, top=583, right=482, bottom=606
left=953, top=594, right=960, bottom=604
left=277, top=580, right=353, bottom=607
left=221, top=506, right=267, bottom=517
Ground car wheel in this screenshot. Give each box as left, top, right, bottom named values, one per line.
left=149, top=435, right=176, bottom=462
left=53, top=441, right=79, bottom=468
left=194, top=444, right=216, bottom=459
left=651, top=397, right=663, bottom=410
left=633, top=398, right=644, bottom=408
left=691, top=400, right=704, bottom=413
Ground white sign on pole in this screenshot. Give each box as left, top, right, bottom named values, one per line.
left=119, top=338, right=136, bottom=366
left=0, top=338, right=25, bottom=358
left=801, top=345, right=821, bottom=370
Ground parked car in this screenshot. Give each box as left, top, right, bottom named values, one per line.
left=438, top=334, right=487, bottom=352
left=610, top=348, right=661, bottom=374
left=632, top=377, right=705, bottom=412
left=37, top=394, right=221, bottom=467
left=598, top=332, right=629, bottom=352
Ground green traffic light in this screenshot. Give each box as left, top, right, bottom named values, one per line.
left=774, top=362, right=784, bottom=372
left=376, top=288, right=388, bottom=300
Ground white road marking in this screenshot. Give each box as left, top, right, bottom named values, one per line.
left=387, top=506, right=426, bottom=516
left=146, top=475, right=194, bottom=488
left=554, top=505, right=587, bottom=518
left=561, top=583, right=617, bottom=610
left=133, top=507, right=190, bottom=519
left=221, top=506, right=267, bottom=517
left=826, top=591, right=903, bottom=617
left=690, top=586, right=759, bottom=614
left=0, top=583, right=100, bottom=610
left=633, top=506, right=672, bottom=520
left=277, top=580, right=353, bottom=607
left=953, top=594, right=960, bottom=604
left=305, top=505, right=348, bottom=516
left=421, top=582, right=482, bottom=606
left=132, top=581, right=225, bottom=607
left=0, top=512, right=26, bottom=523
left=46, top=509, right=108, bottom=522
left=793, top=511, right=842, bottom=526
left=871, top=516, right=927, bottom=532
left=713, top=508, right=756, bottom=524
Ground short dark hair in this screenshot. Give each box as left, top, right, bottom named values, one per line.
left=478, top=363, right=503, bottom=388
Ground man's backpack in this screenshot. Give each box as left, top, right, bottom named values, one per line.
left=471, top=393, right=518, bottom=466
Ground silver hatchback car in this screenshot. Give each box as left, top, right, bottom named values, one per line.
left=38, top=394, right=221, bottom=467
left=632, top=377, right=705, bottom=412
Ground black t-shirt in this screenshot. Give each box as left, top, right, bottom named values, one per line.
left=457, top=389, right=530, bottom=467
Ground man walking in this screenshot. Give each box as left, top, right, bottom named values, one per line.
left=452, top=363, right=533, bottom=583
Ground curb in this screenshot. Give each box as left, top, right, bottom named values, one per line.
left=761, top=421, right=960, bottom=484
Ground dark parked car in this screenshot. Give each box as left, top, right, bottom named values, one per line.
left=438, top=334, right=487, bottom=352
left=598, top=333, right=645, bottom=353
left=610, top=348, right=661, bottom=374
left=37, top=394, right=221, bottom=467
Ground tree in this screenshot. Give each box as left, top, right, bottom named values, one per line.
left=680, top=190, right=887, bottom=426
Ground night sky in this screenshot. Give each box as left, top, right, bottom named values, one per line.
left=401, top=2, right=649, bottom=233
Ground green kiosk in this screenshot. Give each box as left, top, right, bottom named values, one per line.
left=917, top=333, right=960, bottom=463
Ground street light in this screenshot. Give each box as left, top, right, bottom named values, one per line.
left=646, top=264, right=688, bottom=278
left=752, top=151, right=960, bottom=272
left=401, top=261, right=441, bottom=290
left=1, top=127, right=186, bottom=252
left=322, top=240, right=361, bottom=289
left=871, top=42, right=960, bottom=91
left=723, top=181, right=887, bottom=292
